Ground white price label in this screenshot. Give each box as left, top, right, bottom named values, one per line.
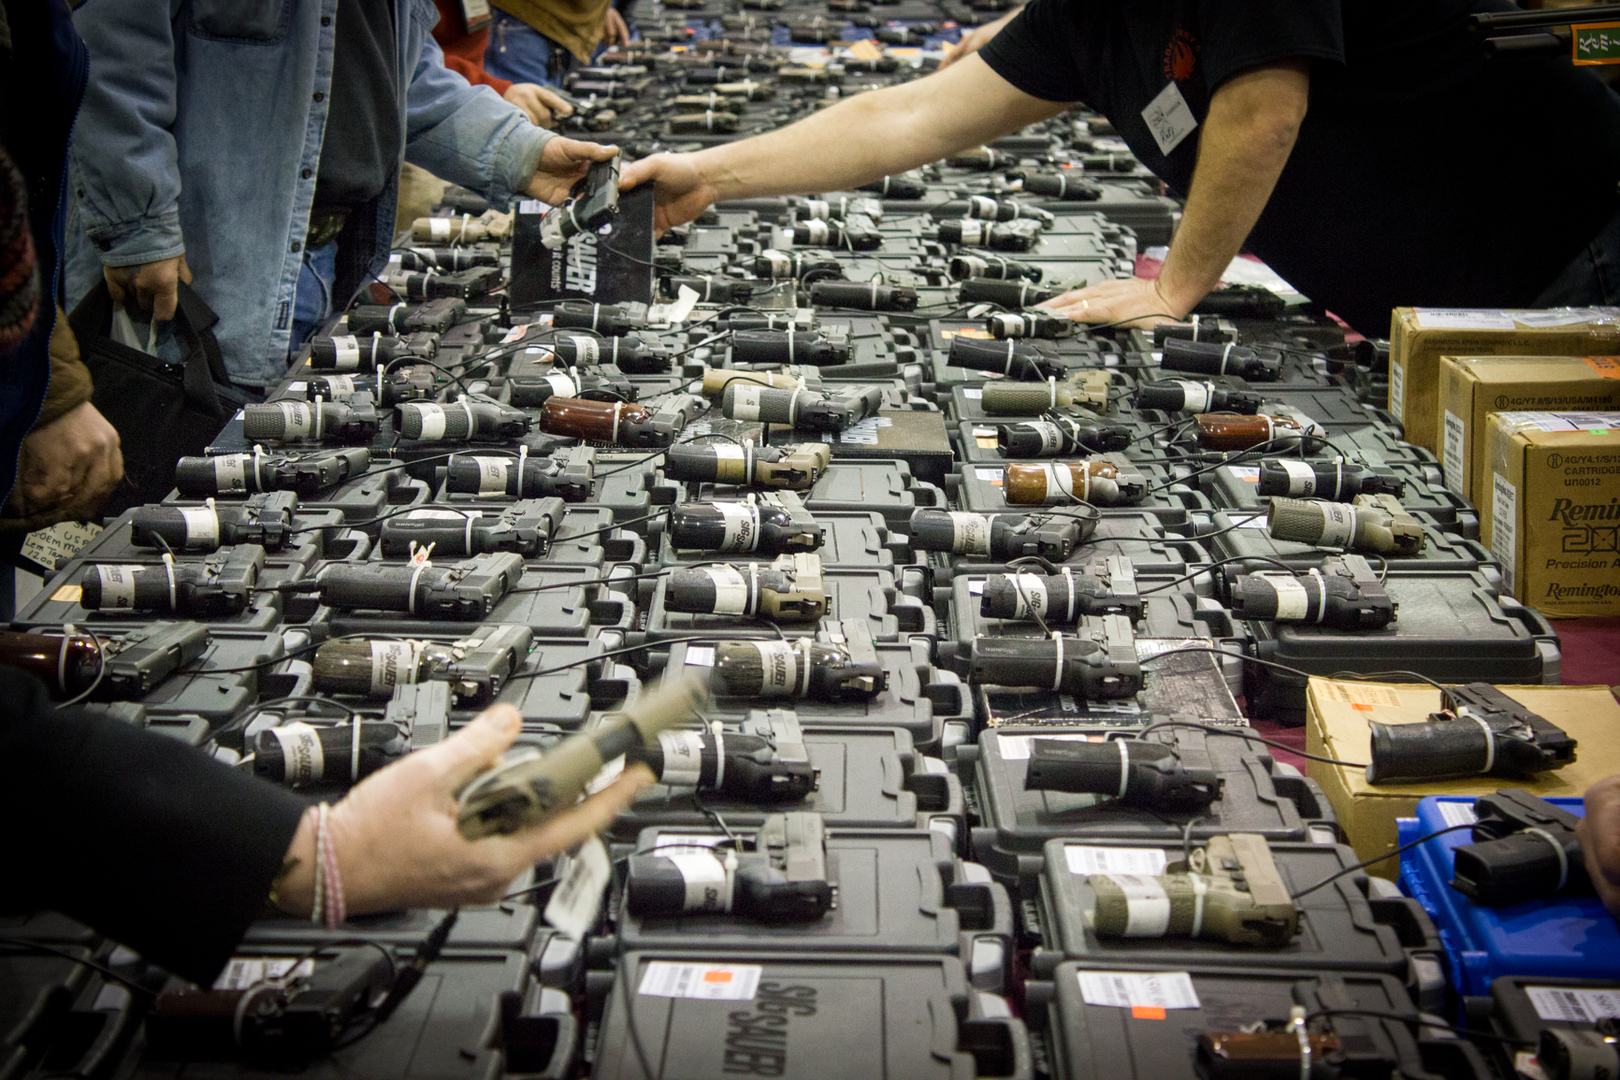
left=1490, top=472, right=1518, bottom=594
left=638, top=961, right=761, bottom=1001
left=1411, top=309, right=1517, bottom=330
left=1076, top=970, right=1200, bottom=1010
left=1389, top=359, right=1405, bottom=419
left=995, top=732, right=1098, bottom=761
left=1436, top=800, right=1479, bottom=829
left=20, top=520, right=102, bottom=571
left=1525, top=985, right=1620, bottom=1022
left=684, top=645, right=716, bottom=668
left=1442, top=409, right=1467, bottom=496
left=1065, top=846, right=1168, bottom=876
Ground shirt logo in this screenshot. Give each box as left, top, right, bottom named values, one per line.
left=1163, top=28, right=1199, bottom=82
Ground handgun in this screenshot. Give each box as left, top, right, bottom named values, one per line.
left=552, top=301, right=642, bottom=336
left=721, top=383, right=883, bottom=432
left=174, top=447, right=371, bottom=498
left=661, top=440, right=830, bottom=490
left=539, top=396, right=682, bottom=448
left=730, top=326, right=851, bottom=366
left=627, top=712, right=817, bottom=803
left=394, top=398, right=533, bottom=443
left=309, top=364, right=446, bottom=408
left=980, top=555, right=1142, bottom=622
left=541, top=154, right=622, bottom=250
left=77, top=546, right=266, bottom=617
left=240, top=394, right=380, bottom=445
left=1088, top=833, right=1299, bottom=946
left=1267, top=493, right=1426, bottom=556
left=347, top=297, right=465, bottom=334
left=1013, top=172, right=1103, bottom=201
left=956, top=277, right=1063, bottom=308
left=949, top=336, right=1066, bottom=380
left=381, top=265, right=502, bottom=302
left=754, top=248, right=842, bottom=280
left=0, top=622, right=211, bottom=699
left=1024, top=737, right=1223, bottom=811
left=1225, top=554, right=1396, bottom=630
left=908, top=508, right=1095, bottom=561
left=310, top=625, right=532, bottom=707
left=443, top=448, right=595, bottom=501
left=625, top=812, right=835, bottom=922
left=1002, top=458, right=1148, bottom=507
left=965, top=614, right=1142, bottom=699
left=667, top=492, right=824, bottom=555
left=253, top=716, right=406, bottom=787
left=377, top=499, right=566, bottom=558
left=858, top=173, right=928, bottom=199
left=1448, top=788, right=1590, bottom=907
left=456, top=673, right=710, bottom=839
left=1254, top=457, right=1405, bottom=501
left=997, top=416, right=1134, bottom=457
left=807, top=280, right=919, bottom=312
left=986, top=311, right=1073, bottom=339
left=665, top=552, right=826, bottom=622
left=1194, top=410, right=1327, bottom=453
left=1153, top=317, right=1239, bottom=346
left=709, top=621, right=888, bottom=702
left=947, top=254, right=1042, bottom=282
left=313, top=551, right=523, bottom=619
left=665, top=273, right=752, bottom=303
left=1135, top=379, right=1262, bottom=415
left=1366, top=686, right=1577, bottom=784
left=938, top=218, right=1041, bottom=251
left=548, top=332, right=669, bottom=374
left=980, top=372, right=1114, bottom=416
left=392, top=246, right=499, bottom=271
left=129, top=492, right=300, bottom=552
left=1160, top=339, right=1282, bottom=382
left=307, top=332, right=422, bottom=371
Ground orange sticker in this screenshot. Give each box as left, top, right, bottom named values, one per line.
left=703, top=971, right=734, bottom=983
left=1351, top=703, right=1374, bottom=712
left=1583, top=355, right=1620, bottom=379
left=1131, top=1006, right=1167, bottom=1020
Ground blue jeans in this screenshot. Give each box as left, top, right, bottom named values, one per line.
left=483, top=10, right=573, bottom=89
left=1534, top=207, right=1620, bottom=308
left=290, top=242, right=338, bottom=360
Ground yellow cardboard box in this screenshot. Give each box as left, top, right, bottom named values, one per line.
left=1305, top=678, right=1620, bottom=879
left=1435, top=355, right=1620, bottom=504
left=1484, top=411, right=1620, bottom=616
left=1387, top=308, right=1620, bottom=453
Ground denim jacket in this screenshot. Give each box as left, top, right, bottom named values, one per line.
left=64, top=0, right=553, bottom=386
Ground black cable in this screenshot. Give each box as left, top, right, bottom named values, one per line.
left=1191, top=512, right=1270, bottom=544
left=1326, top=668, right=1449, bottom=692
left=1138, top=554, right=1296, bottom=595
left=383, top=353, right=474, bottom=399
left=1290, top=824, right=1476, bottom=900
left=501, top=632, right=779, bottom=683
left=555, top=507, right=672, bottom=545
left=1134, top=719, right=1369, bottom=770
left=0, top=936, right=158, bottom=996
left=1299, top=1008, right=1533, bottom=1050
left=1140, top=437, right=1317, bottom=497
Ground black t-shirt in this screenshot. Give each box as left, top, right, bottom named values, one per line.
left=980, top=0, right=1620, bottom=335
left=314, top=0, right=402, bottom=213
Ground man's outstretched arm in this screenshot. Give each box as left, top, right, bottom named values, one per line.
left=621, top=55, right=1071, bottom=232
left=1042, top=60, right=1310, bottom=326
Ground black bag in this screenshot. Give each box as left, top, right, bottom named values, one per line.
left=69, top=281, right=252, bottom=515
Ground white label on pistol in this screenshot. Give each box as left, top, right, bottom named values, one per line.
left=1007, top=572, right=1050, bottom=618
left=429, top=217, right=451, bottom=239
left=656, top=730, right=706, bottom=786
left=278, top=401, right=315, bottom=438
left=1490, top=472, right=1517, bottom=594
left=730, top=384, right=765, bottom=422
left=1077, top=970, right=1199, bottom=1010
left=1278, top=458, right=1316, bottom=496
left=1046, top=463, right=1079, bottom=503
left=1177, top=381, right=1210, bottom=413
left=1029, top=421, right=1062, bottom=455
left=1524, top=986, right=1620, bottom=1023
left=1065, top=846, right=1168, bottom=876
left=1270, top=576, right=1309, bottom=621
left=805, top=219, right=829, bottom=244
left=96, top=564, right=142, bottom=609
left=638, top=961, right=760, bottom=1001
left=178, top=507, right=220, bottom=548
left=1388, top=359, right=1405, bottom=419
left=546, top=372, right=577, bottom=398
left=1099, top=873, right=1171, bottom=936
left=473, top=456, right=509, bottom=494
left=569, top=336, right=599, bottom=364
left=704, top=565, right=752, bottom=614
left=958, top=219, right=983, bottom=245
left=332, top=335, right=361, bottom=370
left=716, top=502, right=760, bottom=552
left=752, top=640, right=800, bottom=696
left=948, top=511, right=991, bottom=555
left=968, top=195, right=997, bottom=219
left=667, top=850, right=732, bottom=912
left=1442, top=409, right=1466, bottom=496
left=322, top=374, right=359, bottom=396
left=414, top=403, right=448, bottom=441
left=1316, top=502, right=1357, bottom=548
left=271, top=722, right=325, bottom=784
left=370, top=640, right=423, bottom=694
left=213, top=455, right=248, bottom=492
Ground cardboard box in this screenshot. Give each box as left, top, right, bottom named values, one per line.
left=1435, top=355, right=1620, bottom=504
left=1484, top=410, right=1620, bottom=615
left=1387, top=307, right=1620, bottom=453
left=1305, top=678, right=1620, bottom=878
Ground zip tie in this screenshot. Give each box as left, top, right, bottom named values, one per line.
left=1005, top=340, right=1016, bottom=375
left=712, top=730, right=726, bottom=788
left=407, top=561, right=429, bottom=615
left=1190, top=873, right=1209, bottom=942
left=1191, top=314, right=1201, bottom=342
left=251, top=444, right=266, bottom=490
left=1334, top=458, right=1345, bottom=500
left=748, top=562, right=760, bottom=616
left=787, top=326, right=795, bottom=364
left=1051, top=631, right=1065, bottom=691
left=1116, top=737, right=1130, bottom=797
left=1309, top=567, right=1327, bottom=623
left=1063, top=566, right=1076, bottom=621
left=517, top=444, right=530, bottom=491
left=611, top=401, right=625, bottom=442
left=1470, top=713, right=1497, bottom=774
left=591, top=304, right=601, bottom=333
left=743, top=439, right=755, bottom=481
left=162, top=553, right=178, bottom=612
left=796, top=638, right=812, bottom=698
left=57, top=624, right=75, bottom=694
left=464, top=510, right=475, bottom=554
left=1220, top=341, right=1235, bottom=374
left=388, top=302, right=406, bottom=332
left=1049, top=377, right=1058, bottom=409
left=460, top=398, right=477, bottom=439
left=787, top=386, right=804, bottom=425
left=1524, top=827, right=1569, bottom=889
left=351, top=715, right=362, bottom=787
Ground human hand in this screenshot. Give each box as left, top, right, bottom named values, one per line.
left=5, top=402, right=124, bottom=526
left=505, top=82, right=574, bottom=126
left=940, top=10, right=1016, bottom=69
left=1577, top=774, right=1620, bottom=920
left=603, top=6, right=631, bottom=47
left=1037, top=276, right=1185, bottom=329
left=103, top=254, right=192, bottom=322
left=275, top=704, right=655, bottom=917
left=619, top=152, right=718, bottom=235
left=527, top=136, right=621, bottom=204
